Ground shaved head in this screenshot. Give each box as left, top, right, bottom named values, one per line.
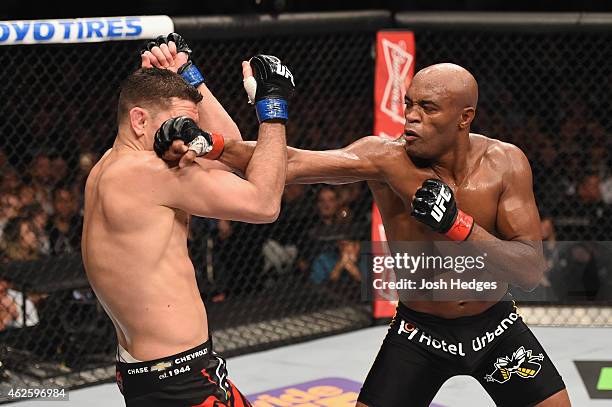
left=412, top=63, right=478, bottom=109
left=403, top=63, right=479, bottom=160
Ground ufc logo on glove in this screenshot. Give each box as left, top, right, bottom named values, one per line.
left=431, top=186, right=452, bottom=222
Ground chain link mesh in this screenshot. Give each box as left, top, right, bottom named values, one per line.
left=0, top=33, right=375, bottom=398
left=0, top=26, right=610, bottom=399
left=414, top=31, right=612, bottom=309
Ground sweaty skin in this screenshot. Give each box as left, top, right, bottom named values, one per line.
left=171, top=63, right=570, bottom=406
left=82, top=97, right=287, bottom=361
left=220, top=63, right=545, bottom=318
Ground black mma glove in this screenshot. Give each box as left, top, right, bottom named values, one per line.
left=142, top=33, right=205, bottom=88
left=411, top=179, right=474, bottom=241
left=154, top=117, right=224, bottom=160
left=245, top=54, right=295, bottom=123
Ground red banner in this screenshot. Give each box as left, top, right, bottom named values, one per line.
left=371, top=31, right=415, bottom=319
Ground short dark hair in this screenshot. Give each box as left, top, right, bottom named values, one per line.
left=117, top=68, right=203, bottom=123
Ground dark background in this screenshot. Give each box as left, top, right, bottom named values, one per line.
left=1, top=0, right=612, bottom=20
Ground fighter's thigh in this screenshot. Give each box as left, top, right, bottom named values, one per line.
left=358, top=339, right=450, bottom=407
left=534, top=388, right=571, bottom=407
left=473, top=324, right=566, bottom=407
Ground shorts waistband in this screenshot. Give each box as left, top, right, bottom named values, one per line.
left=116, top=338, right=212, bottom=372
left=397, top=292, right=515, bottom=326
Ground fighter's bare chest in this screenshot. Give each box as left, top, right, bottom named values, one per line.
left=374, top=167, right=503, bottom=240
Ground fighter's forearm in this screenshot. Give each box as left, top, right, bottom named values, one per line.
left=196, top=84, right=242, bottom=141
left=244, top=123, right=287, bottom=219
left=467, top=224, right=545, bottom=291
left=220, top=138, right=382, bottom=185
left=219, top=139, right=256, bottom=176
left=220, top=140, right=311, bottom=182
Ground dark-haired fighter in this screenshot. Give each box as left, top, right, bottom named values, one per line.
left=82, top=36, right=295, bottom=405
left=164, top=63, right=570, bottom=406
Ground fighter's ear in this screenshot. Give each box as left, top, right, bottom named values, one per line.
left=459, top=106, right=476, bottom=130
left=129, top=107, right=148, bottom=137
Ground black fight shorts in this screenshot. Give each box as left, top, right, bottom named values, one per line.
left=116, top=338, right=251, bottom=407
left=358, top=294, right=566, bottom=407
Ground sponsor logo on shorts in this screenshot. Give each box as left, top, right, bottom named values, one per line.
left=472, top=311, right=519, bottom=352
left=395, top=310, right=520, bottom=357
left=485, top=346, right=544, bottom=384
left=174, top=348, right=208, bottom=365
left=127, top=367, right=149, bottom=375
left=150, top=361, right=172, bottom=372
left=397, top=319, right=466, bottom=356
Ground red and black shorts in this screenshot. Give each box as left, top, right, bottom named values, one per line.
left=116, top=338, right=251, bottom=407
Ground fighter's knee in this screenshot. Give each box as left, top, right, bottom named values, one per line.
left=534, top=389, right=571, bottom=407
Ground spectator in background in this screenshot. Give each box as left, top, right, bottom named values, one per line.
left=336, top=183, right=371, bottom=224
left=531, top=136, right=562, bottom=209
left=79, top=151, right=97, bottom=175
left=307, top=187, right=347, bottom=262
left=0, top=193, right=23, bottom=241
left=262, top=184, right=314, bottom=277
left=0, top=168, right=21, bottom=194
left=0, top=217, right=40, bottom=262
left=74, top=151, right=97, bottom=210
left=588, top=138, right=612, bottom=204
left=310, top=225, right=367, bottom=300
left=21, top=203, right=50, bottom=255
left=311, top=239, right=366, bottom=284
left=0, top=279, right=19, bottom=331
left=555, top=150, right=585, bottom=199
left=50, top=156, right=69, bottom=188
left=18, top=184, right=37, bottom=207
left=551, top=243, right=600, bottom=301
left=29, top=154, right=54, bottom=215
left=48, top=186, right=81, bottom=254
left=315, top=187, right=343, bottom=227
left=0, top=278, right=39, bottom=330
left=557, top=173, right=610, bottom=240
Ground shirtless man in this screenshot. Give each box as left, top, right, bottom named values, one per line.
left=82, top=33, right=295, bottom=406
left=163, top=63, right=570, bottom=406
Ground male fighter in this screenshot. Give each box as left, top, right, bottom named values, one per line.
left=162, top=63, right=570, bottom=406
left=82, top=34, right=295, bottom=405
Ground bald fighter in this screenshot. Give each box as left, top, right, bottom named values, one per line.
left=163, top=63, right=569, bottom=406
left=82, top=33, right=295, bottom=406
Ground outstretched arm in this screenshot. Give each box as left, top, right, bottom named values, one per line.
left=220, top=136, right=396, bottom=184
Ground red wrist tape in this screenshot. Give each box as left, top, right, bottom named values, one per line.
left=205, top=133, right=225, bottom=160
left=445, top=210, right=474, bottom=241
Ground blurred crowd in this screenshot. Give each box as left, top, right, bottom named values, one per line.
left=1, top=120, right=612, bottom=329
left=1, top=93, right=612, bottom=330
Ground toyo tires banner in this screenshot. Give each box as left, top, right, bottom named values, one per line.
left=0, top=16, right=174, bottom=45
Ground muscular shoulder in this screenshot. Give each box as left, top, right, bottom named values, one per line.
left=99, top=151, right=168, bottom=192
left=475, top=134, right=532, bottom=182
left=347, top=135, right=406, bottom=159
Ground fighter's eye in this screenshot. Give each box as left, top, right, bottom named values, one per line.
left=421, top=104, right=437, bottom=113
